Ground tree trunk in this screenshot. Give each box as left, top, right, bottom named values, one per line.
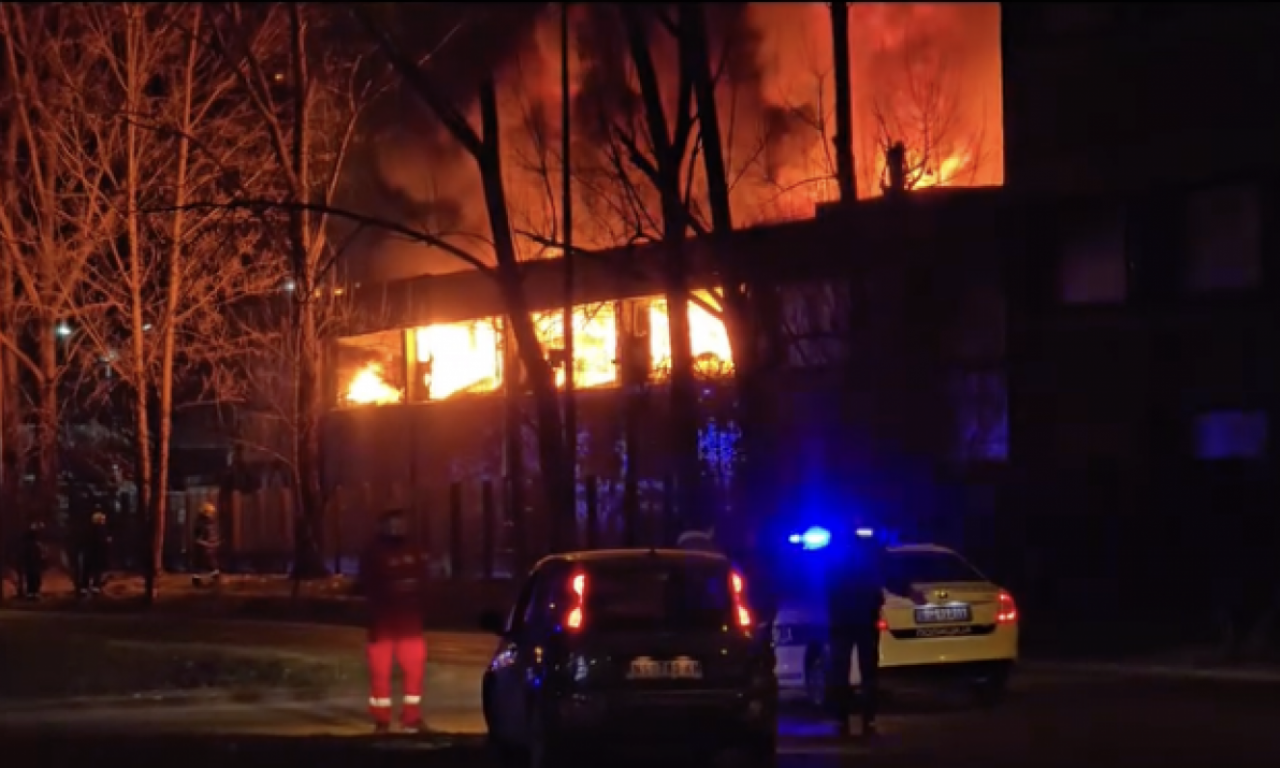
left=684, top=2, right=748, bottom=539
left=292, top=296, right=329, bottom=578
left=35, top=312, right=58, bottom=524
left=475, top=76, right=571, bottom=553
left=122, top=13, right=159, bottom=602
left=0, top=325, right=16, bottom=604
left=287, top=5, right=328, bottom=580
left=152, top=3, right=201, bottom=600
left=830, top=1, right=857, bottom=202
left=503, top=327, right=528, bottom=570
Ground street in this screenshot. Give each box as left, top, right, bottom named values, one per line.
left=3, top=612, right=1280, bottom=765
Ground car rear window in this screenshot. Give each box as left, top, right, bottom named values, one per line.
left=885, top=550, right=985, bottom=584
left=581, top=559, right=734, bottom=632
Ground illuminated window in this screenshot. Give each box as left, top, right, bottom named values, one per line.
left=412, top=318, right=503, bottom=401
left=1193, top=411, right=1268, bottom=460
left=532, top=304, right=619, bottom=389
left=335, top=330, right=405, bottom=407
left=648, top=292, right=734, bottom=378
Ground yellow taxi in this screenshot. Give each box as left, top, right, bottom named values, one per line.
left=772, top=541, right=1018, bottom=707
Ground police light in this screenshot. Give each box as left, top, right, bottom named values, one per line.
left=787, top=526, right=832, bottom=551
left=855, top=527, right=875, bottom=539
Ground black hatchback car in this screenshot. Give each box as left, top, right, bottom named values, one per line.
left=479, top=549, right=777, bottom=767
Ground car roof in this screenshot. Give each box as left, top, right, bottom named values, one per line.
left=534, top=548, right=729, bottom=569
left=886, top=543, right=961, bottom=555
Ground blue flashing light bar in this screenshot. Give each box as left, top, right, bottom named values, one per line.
left=787, top=526, right=832, bottom=551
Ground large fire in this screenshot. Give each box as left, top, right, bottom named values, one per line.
left=533, top=304, right=620, bottom=389
left=363, top=3, right=1003, bottom=281
left=415, top=319, right=504, bottom=400
left=345, top=362, right=404, bottom=406
left=341, top=297, right=735, bottom=405
left=649, top=294, right=735, bottom=378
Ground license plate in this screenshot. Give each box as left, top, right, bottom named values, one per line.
left=914, top=606, right=971, bottom=624
left=627, top=656, right=703, bottom=680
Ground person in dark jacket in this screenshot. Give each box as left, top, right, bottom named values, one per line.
left=83, top=510, right=112, bottom=594
left=192, top=502, right=221, bottom=586
left=359, top=508, right=428, bottom=733
left=21, top=521, right=48, bottom=600
left=823, top=527, right=910, bottom=738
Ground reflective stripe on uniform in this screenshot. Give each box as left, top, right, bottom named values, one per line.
left=369, top=697, right=393, bottom=708
left=403, top=695, right=421, bottom=704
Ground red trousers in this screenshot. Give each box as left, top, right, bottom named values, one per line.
left=366, top=634, right=427, bottom=726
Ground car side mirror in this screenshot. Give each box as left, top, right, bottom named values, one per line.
left=478, top=609, right=506, bottom=636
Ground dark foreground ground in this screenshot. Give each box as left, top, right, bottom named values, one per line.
left=4, top=669, right=1280, bottom=766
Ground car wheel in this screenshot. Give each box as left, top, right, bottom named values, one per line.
left=804, top=647, right=828, bottom=710
left=527, top=701, right=573, bottom=768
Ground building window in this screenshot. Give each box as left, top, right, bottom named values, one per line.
left=1057, top=206, right=1127, bottom=304
left=335, top=330, right=406, bottom=407
left=1183, top=184, right=1262, bottom=292
left=1193, top=410, right=1268, bottom=460
left=781, top=281, right=849, bottom=368
left=951, top=369, right=1008, bottom=462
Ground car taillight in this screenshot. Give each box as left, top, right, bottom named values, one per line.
left=877, top=612, right=888, bottom=632
left=730, top=570, right=752, bottom=629
left=565, top=571, right=586, bottom=631
left=996, top=591, right=1017, bottom=623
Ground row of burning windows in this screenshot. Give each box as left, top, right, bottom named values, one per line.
left=337, top=294, right=733, bottom=407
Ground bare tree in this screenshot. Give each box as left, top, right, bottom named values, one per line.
left=66, top=3, right=274, bottom=596
left=357, top=7, right=578, bottom=551
left=863, top=26, right=987, bottom=195
left=207, top=2, right=384, bottom=576
left=552, top=6, right=785, bottom=548
left=0, top=4, right=121, bottom=527
left=0, top=164, right=19, bottom=601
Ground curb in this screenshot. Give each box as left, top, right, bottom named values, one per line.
left=1022, top=659, right=1280, bottom=684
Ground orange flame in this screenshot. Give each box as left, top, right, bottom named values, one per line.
left=344, top=362, right=403, bottom=406
left=361, top=3, right=1003, bottom=280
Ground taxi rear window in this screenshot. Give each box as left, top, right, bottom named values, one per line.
left=885, top=550, right=984, bottom=584
left=581, top=559, right=733, bottom=632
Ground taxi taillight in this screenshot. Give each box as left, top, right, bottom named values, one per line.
left=996, top=591, right=1018, bottom=623
left=877, top=612, right=888, bottom=632
left=565, top=571, right=586, bottom=631
left=730, top=570, right=752, bottom=630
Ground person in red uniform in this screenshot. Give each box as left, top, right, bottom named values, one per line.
left=359, top=508, right=428, bottom=733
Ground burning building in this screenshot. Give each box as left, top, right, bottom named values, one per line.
left=323, top=189, right=1012, bottom=565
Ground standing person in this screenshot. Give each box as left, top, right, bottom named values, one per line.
left=21, top=520, right=47, bottom=600
left=359, top=508, right=428, bottom=734
left=192, top=502, right=221, bottom=587
left=822, top=527, right=907, bottom=739
left=83, top=509, right=112, bottom=594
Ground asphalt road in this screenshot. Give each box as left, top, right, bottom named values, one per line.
left=3, top=612, right=1280, bottom=766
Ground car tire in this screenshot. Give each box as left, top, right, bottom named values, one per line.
left=482, top=681, right=520, bottom=765
left=527, top=701, right=574, bottom=768
left=804, top=647, right=829, bottom=710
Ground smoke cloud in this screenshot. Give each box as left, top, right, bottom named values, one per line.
left=344, top=3, right=1003, bottom=283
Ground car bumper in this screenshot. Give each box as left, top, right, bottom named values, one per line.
left=879, top=658, right=1014, bottom=683
left=551, top=688, right=777, bottom=744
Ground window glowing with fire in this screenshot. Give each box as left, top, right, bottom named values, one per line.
left=533, top=304, right=619, bottom=389
left=648, top=292, right=734, bottom=377
left=414, top=319, right=503, bottom=400
left=337, top=297, right=734, bottom=406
